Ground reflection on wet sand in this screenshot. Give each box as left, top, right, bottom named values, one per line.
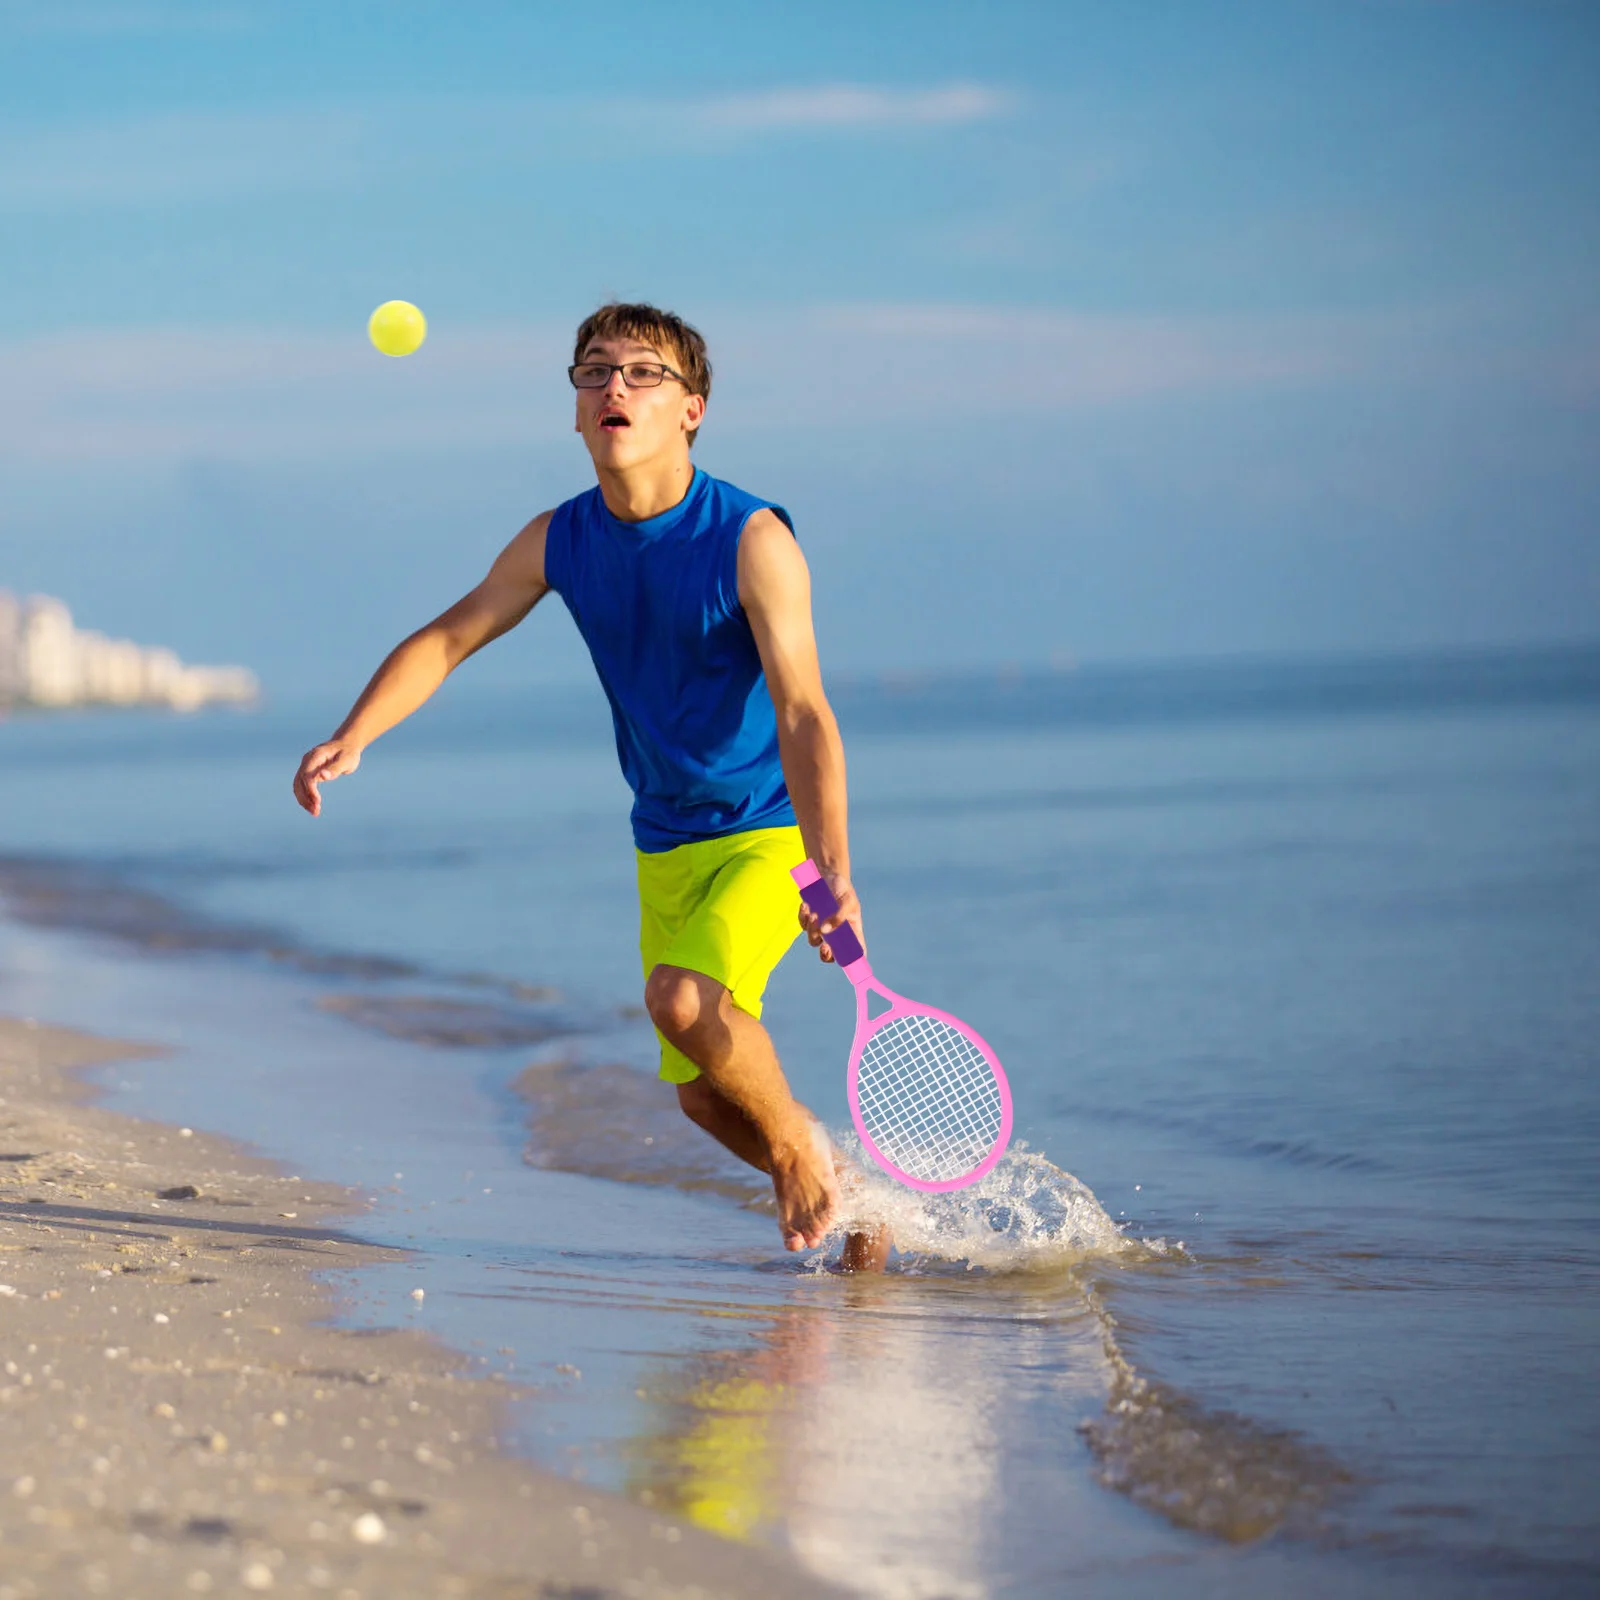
left=507, top=1052, right=1355, bottom=1589
left=624, top=1285, right=1007, bottom=1600
left=613, top=1263, right=1356, bottom=1595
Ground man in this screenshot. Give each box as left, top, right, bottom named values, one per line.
left=293, top=302, right=884, bottom=1268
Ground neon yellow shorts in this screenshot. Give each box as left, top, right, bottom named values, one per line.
left=636, top=823, right=805, bottom=1084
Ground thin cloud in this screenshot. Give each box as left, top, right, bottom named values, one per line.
left=0, top=302, right=1459, bottom=470
left=0, top=83, right=1015, bottom=207
left=691, top=83, right=1016, bottom=132
left=0, top=323, right=572, bottom=466
left=707, top=303, right=1412, bottom=424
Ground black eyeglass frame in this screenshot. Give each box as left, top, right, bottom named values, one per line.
left=567, top=361, right=689, bottom=390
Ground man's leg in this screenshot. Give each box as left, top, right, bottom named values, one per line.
left=658, top=972, right=890, bottom=1268
left=647, top=962, right=839, bottom=1251
left=677, top=1076, right=890, bottom=1268
left=676, top=1075, right=768, bottom=1171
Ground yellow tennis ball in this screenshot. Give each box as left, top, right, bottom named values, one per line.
left=368, top=300, right=427, bottom=357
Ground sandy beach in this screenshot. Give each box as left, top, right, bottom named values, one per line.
left=0, top=1015, right=833, bottom=1600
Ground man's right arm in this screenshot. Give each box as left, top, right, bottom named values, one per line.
left=292, top=511, right=553, bottom=816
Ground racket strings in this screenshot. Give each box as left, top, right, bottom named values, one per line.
left=856, top=1013, right=1005, bottom=1184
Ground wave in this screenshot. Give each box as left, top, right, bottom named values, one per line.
left=0, top=853, right=568, bottom=1003
left=1076, top=1273, right=1355, bottom=1543
left=514, top=1055, right=772, bottom=1206
left=0, top=853, right=425, bottom=978
left=1053, top=1096, right=1390, bottom=1175
left=317, top=992, right=579, bottom=1050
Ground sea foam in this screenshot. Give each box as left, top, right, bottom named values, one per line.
left=827, top=1139, right=1140, bottom=1273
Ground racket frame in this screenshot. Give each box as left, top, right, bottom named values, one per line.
left=792, top=860, right=1014, bottom=1192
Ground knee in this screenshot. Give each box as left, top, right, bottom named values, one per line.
left=645, top=966, right=706, bottom=1044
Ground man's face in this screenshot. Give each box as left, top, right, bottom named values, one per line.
left=572, top=335, right=705, bottom=470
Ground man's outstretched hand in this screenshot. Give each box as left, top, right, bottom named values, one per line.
left=293, top=740, right=361, bottom=816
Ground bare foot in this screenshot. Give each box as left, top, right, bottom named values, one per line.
left=840, top=1226, right=892, bottom=1272
left=770, top=1119, right=841, bottom=1251
left=830, top=1152, right=891, bottom=1271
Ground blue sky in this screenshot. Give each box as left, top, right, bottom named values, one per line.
left=2, top=0, right=1596, bottom=691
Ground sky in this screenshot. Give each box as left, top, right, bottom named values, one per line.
left=1, top=0, right=1597, bottom=693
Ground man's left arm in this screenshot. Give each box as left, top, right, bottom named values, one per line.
left=738, top=509, right=861, bottom=961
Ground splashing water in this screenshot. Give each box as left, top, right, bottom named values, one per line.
left=512, top=1052, right=1155, bottom=1273
left=826, top=1139, right=1145, bottom=1273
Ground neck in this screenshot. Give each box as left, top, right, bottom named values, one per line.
left=595, top=454, right=696, bottom=523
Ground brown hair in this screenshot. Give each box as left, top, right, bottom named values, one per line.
left=573, top=302, right=712, bottom=444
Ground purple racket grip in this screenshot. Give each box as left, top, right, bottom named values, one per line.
left=790, top=860, right=865, bottom=967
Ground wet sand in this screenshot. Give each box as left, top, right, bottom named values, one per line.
left=0, top=1016, right=834, bottom=1600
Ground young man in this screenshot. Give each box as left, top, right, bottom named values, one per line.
left=293, top=302, right=884, bottom=1267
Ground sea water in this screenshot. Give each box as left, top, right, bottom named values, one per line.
left=0, top=648, right=1596, bottom=1597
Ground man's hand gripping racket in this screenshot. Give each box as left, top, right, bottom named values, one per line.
left=792, top=861, right=1014, bottom=1192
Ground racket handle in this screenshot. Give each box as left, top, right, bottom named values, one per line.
left=790, top=860, right=865, bottom=967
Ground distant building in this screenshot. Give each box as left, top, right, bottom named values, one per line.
left=0, top=591, right=19, bottom=703
left=0, top=591, right=259, bottom=712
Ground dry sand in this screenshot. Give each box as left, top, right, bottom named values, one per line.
left=0, top=1017, right=834, bottom=1599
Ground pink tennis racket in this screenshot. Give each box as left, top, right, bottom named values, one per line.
left=792, top=860, right=1014, bottom=1193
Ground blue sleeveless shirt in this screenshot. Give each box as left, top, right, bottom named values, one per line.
left=543, top=469, right=798, bottom=853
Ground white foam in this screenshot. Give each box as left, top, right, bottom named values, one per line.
left=826, top=1139, right=1144, bottom=1272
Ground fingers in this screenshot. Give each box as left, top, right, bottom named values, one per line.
left=292, top=763, right=320, bottom=816
left=797, top=905, right=834, bottom=961
left=798, top=885, right=863, bottom=966
left=292, top=755, right=325, bottom=815
left=797, top=891, right=859, bottom=938
left=293, top=743, right=357, bottom=817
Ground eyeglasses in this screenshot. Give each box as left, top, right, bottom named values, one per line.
left=568, top=361, right=687, bottom=390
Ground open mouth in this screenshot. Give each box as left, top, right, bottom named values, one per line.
left=598, top=408, right=631, bottom=431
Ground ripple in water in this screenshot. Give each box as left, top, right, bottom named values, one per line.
left=1077, top=1277, right=1356, bottom=1545
left=514, top=1054, right=771, bottom=1205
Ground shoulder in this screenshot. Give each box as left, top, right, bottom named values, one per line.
left=537, top=488, right=606, bottom=587
left=739, top=506, right=796, bottom=548
left=702, top=473, right=795, bottom=535
left=494, top=508, right=556, bottom=590
left=736, top=507, right=808, bottom=610
left=515, top=506, right=557, bottom=548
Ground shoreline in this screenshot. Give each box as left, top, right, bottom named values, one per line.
left=0, top=1014, right=833, bottom=1600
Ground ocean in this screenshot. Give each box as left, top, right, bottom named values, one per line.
left=1, top=645, right=1596, bottom=1597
